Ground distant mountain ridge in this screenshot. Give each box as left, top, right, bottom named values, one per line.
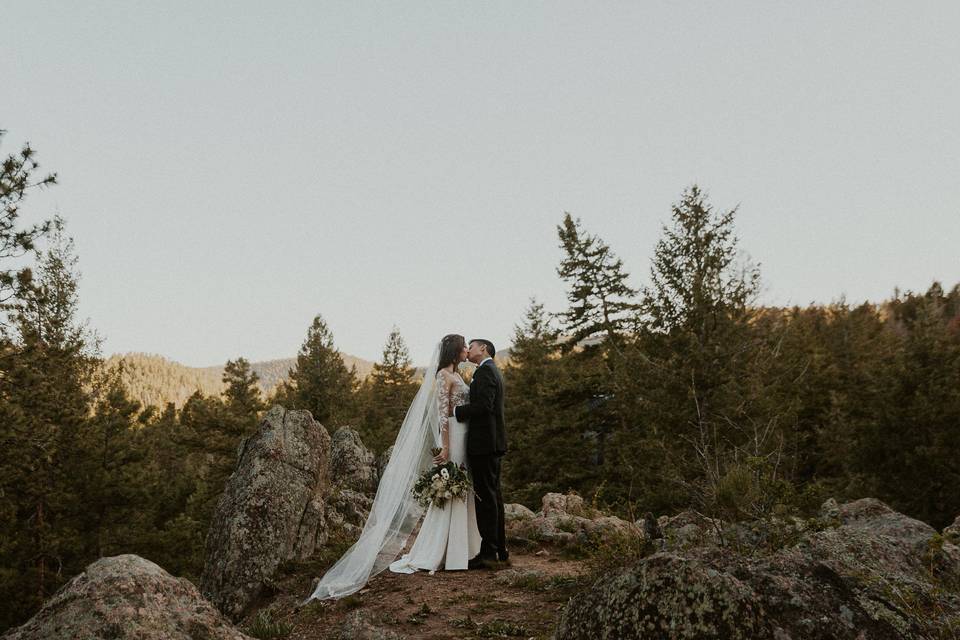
left=104, top=352, right=376, bottom=410
left=106, top=348, right=512, bottom=410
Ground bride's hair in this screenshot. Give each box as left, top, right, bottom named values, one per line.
left=436, top=334, right=465, bottom=374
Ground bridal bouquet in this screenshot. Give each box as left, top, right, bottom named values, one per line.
left=412, top=451, right=472, bottom=508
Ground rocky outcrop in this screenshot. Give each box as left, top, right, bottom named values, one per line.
left=507, top=492, right=640, bottom=545
left=201, top=405, right=332, bottom=620
left=326, top=487, right=374, bottom=540
left=330, top=426, right=378, bottom=494
left=2, top=554, right=252, bottom=640
left=556, top=498, right=960, bottom=639
left=945, top=515, right=960, bottom=544
left=325, top=426, right=379, bottom=540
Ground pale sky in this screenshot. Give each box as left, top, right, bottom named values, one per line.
left=3, top=2, right=958, bottom=367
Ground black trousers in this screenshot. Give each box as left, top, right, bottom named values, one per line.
left=468, top=453, right=506, bottom=559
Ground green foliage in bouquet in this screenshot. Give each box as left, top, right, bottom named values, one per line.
left=413, top=453, right=473, bottom=508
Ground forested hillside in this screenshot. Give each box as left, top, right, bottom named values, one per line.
left=104, top=353, right=376, bottom=409
left=2, top=135, right=957, bottom=633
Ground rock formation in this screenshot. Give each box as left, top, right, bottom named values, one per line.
left=325, top=426, right=379, bottom=539
left=201, top=405, right=331, bottom=620
left=556, top=498, right=960, bottom=639
left=330, top=426, right=378, bottom=494
left=505, top=492, right=640, bottom=546
left=2, top=554, right=253, bottom=640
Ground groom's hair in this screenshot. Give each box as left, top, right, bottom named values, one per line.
left=470, top=338, right=496, bottom=358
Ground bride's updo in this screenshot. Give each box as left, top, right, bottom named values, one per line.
left=437, top=334, right=465, bottom=373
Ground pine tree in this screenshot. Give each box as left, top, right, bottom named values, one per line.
left=72, top=364, right=143, bottom=558
left=0, top=131, right=56, bottom=316
left=359, top=327, right=418, bottom=452
left=556, top=213, right=638, bottom=349
left=501, top=299, right=574, bottom=506
left=275, top=314, right=357, bottom=426
left=644, top=185, right=759, bottom=333
left=555, top=214, right=639, bottom=494
left=222, top=357, right=265, bottom=421
left=0, top=218, right=98, bottom=628
left=639, top=185, right=783, bottom=520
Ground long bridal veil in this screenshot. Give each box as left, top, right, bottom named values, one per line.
left=303, top=344, right=441, bottom=602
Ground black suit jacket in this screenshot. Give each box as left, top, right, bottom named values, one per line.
left=454, top=360, right=507, bottom=456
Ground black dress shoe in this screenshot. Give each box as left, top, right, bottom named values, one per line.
left=497, top=550, right=510, bottom=563
left=468, top=555, right=495, bottom=570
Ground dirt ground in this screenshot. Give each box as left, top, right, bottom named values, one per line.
left=247, top=544, right=588, bottom=640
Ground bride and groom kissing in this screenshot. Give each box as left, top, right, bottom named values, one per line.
left=305, top=334, right=507, bottom=602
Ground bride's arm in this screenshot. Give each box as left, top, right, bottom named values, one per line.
left=434, top=373, right=453, bottom=463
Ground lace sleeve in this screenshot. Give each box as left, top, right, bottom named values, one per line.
left=436, top=371, right=451, bottom=435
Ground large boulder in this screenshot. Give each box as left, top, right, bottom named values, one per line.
left=556, top=498, right=960, bottom=639
left=201, top=405, right=332, bottom=620
left=2, top=554, right=252, bottom=640
left=330, top=426, right=378, bottom=494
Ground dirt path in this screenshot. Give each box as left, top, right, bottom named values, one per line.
left=253, top=546, right=587, bottom=639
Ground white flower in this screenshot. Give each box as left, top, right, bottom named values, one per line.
left=440, top=468, right=450, bottom=480
left=444, top=491, right=452, bottom=498
left=432, top=474, right=440, bottom=482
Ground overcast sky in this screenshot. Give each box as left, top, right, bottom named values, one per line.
left=4, top=2, right=958, bottom=366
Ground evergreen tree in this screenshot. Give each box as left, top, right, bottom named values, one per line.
left=0, top=218, right=98, bottom=628
left=0, top=131, right=56, bottom=315
left=554, top=214, right=641, bottom=502
left=71, top=365, right=143, bottom=558
left=175, top=390, right=233, bottom=558
left=221, top=356, right=265, bottom=444
left=275, top=314, right=357, bottom=426
left=636, top=185, right=775, bottom=519
left=501, top=299, right=575, bottom=506
left=556, top=213, right=638, bottom=348
left=359, top=328, right=418, bottom=452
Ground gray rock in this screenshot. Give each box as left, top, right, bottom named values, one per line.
left=507, top=492, right=640, bottom=546
left=336, top=610, right=406, bottom=640
left=556, top=498, right=960, bottom=639
left=503, top=503, right=535, bottom=522
left=659, top=510, right=723, bottom=547
left=331, top=426, right=378, bottom=494
left=541, top=492, right=587, bottom=517
left=2, top=554, right=252, bottom=640
left=944, top=515, right=960, bottom=543
left=377, top=445, right=394, bottom=479
left=201, top=405, right=332, bottom=620
left=327, top=487, right=374, bottom=540
left=820, top=497, right=840, bottom=520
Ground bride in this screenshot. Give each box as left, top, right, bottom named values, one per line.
left=303, top=334, right=481, bottom=602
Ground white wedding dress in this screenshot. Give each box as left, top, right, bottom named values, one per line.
left=304, top=346, right=477, bottom=603
left=389, top=372, right=481, bottom=573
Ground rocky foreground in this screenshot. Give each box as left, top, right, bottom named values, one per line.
left=1, top=555, right=253, bottom=640
left=4, top=405, right=959, bottom=639
left=556, top=499, right=960, bottom=639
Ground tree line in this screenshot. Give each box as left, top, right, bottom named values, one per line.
left=504, top=187, right=959, bottom=537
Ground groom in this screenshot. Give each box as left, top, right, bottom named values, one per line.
left=454, top=338, right=508, bottom=568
